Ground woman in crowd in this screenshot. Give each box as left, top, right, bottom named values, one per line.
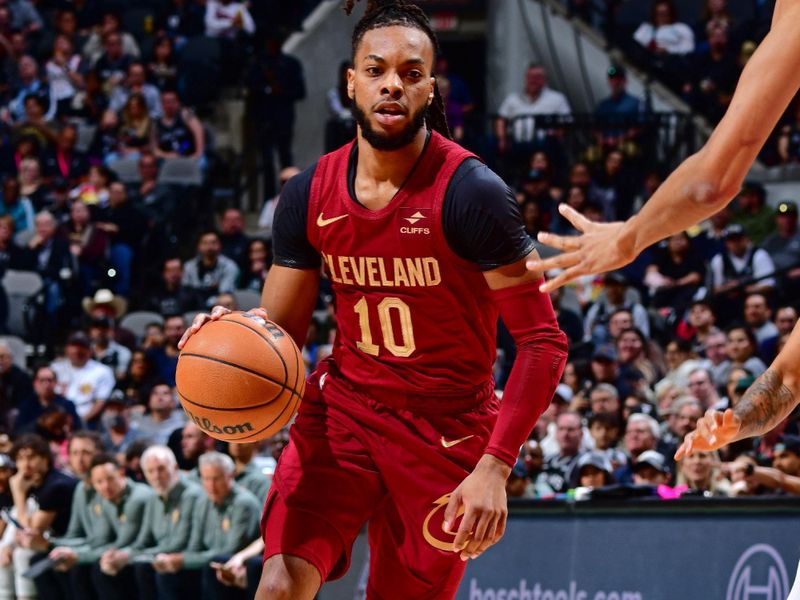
left=114, top=93, right=152, bottom=161
left=676, top=450, right=730, bottom=496
left=241, top=238, right=271, bottom=293
left=634, top=0, right=695, bottom=56
left=718, top=324, right=767, bottom=384
left=63, top=199, right=108, bottom=296
left=45, top=34, right=84, bottom=117
left=616, top=327, right=661, bottom=387
left=0, top=177, right=34, bottom=236
left=148, top=35, right=178, bottom=90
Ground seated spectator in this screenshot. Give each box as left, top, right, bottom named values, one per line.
left=139, top=257, right=203, bottom=316
left=495, top=63, right=571, bottom=157
left=0, top=215, right=26, bottom=330
left=686, top=366, right=725, bottom=411
left=676, top=450, right=730, bottom=496
left=536, top=412, right=584, bottom=495
left=709, top=224, right=776, bottom=325
left=43, top=125, right=88, bottom=187
left=723, top=366, right=754, bottom=410
left=49, top=453, right=152, bottom=597
left=657, top=396, right=702, bottom=463
left=204, top=0, right=256, bottom=38
left=633, top=1, right=695, bottom=56
left=148, top=36, right=178, bottom=91
left=171, top=422, right=212, bottom=474
left=96, top=446, right=203, bottom=597
left=551, top=185, right=589, bottom=236
left=587, top=412, right=626, bottom=469
left=9, top=55, right=53, bottom=124
left=51, top=331, right=115, bottom=425
left=716, top=323, right=767, bottom=387
left=112, top=350, right=158, bottom=411
left=677, top=298, right=718, bottom=354
left=616, top=327, right=661, bottom=387
left=761, top=305, right=799, bottom=363
left=2, top=434, right=77, bottom=600
left=240, top=238, right=270, bottom=294
left=228, top=442, right=270, bottom=503
left=258, top=167, right=299, bottom=241
left=18, top=156, right=47, bottom=213
left=685, top=23, right=740, bottom=123
left=584, top=271, right=650, bottom=344
left=590, top=150, right=638, bottom=221
left=89, top=315, right=131, bottom=380
left=83, top=12, right=140, bottom=68
left=743, top=292, right=778, bottom=347
left=761, top=201, right=800, bottom=301
left=63, top=199, right=109, bottom=296
left=150, top=452, right=260, bottom=595
left=81, top=288, right=134, bottom=348
left=70, top=68, right=108, bottom=124
left=99, top=396, right=139, bottom=458
left=628, top=452, right=670, bottom=489
left=218, top=208, right=248, bottom=273
left=153, top=89, right=204, bottom=162
left=146, top=314, right=185, bottom=387
left=45, top=34, right=84, bottom=118
left=0, top=340, right=33, bottom=426
left=645, top=231, right=705, bottom=309
left=70, top=164, right=112, bottom=207
left=7, top=0, right=42, bottom=34
left=109, top=63, right=163, bottom=120
left=0, top=176, right=34, bottom=236
left=129, top=382, right=185, bottom=446
left=15, top=366, right=82, bottom=435
left=13, top=95, right=57, bottom=151
left=109, top=93, right=154, bottom=163
left=615, top=413, right=660, bottom=484
left=778, top=103, right=800, bottom=165
left=96, top=181, right=149, bottom=298
left=88, top=110, right=119, bottom=165
left=571, top=451, right=615, bottom=494
left=182, top=231, right=240, bottom=306
left=731, top=182, right=773, bottom=246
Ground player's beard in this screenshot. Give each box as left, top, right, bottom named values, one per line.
left=351, top=95, right=427, bottom=151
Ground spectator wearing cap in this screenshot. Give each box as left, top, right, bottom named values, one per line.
left=536, top=412, right=584, bottom=495
left=762, top=201, right=800, bottom=300
left=632, top=450, right=671, bottom=487
left=128, top=382, right=185, bottom=447
left=743, top=293, right=779, bottom=353
left=615, top=413, right=660, bottom=484
left=676, top=450, right=730, bottom=496
left=15, top=366, right=82, bottom=435
left=710, top=224, right=776, bottom=325
left=732, top=182, right=773, bottom=246
left=594, top=65, right=644, bottom=152
left=584, top=271, right=650, bottom=345
left=50, top=453, right=153, bottom=597
left=571, top=451, right=615, bottom=492
left=89, top=315, right=131, bottom=380
left=495, top=63, right=571, bottom=156
left=644, top=231, right=705, bottom=310
left=0, top=340, right=32, bottom=425
left=686, top=367, right=724, bottom=411
left=51, top=331, right=115, bottom=425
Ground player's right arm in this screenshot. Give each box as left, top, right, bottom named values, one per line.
left=178, top=166, right=321, bottom=350
left=528, top=1, right=800, bottom=291
left=676, top=320, right=800, bottom=458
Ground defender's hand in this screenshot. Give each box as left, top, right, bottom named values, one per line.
left=443, top=455, right=509, bottom=561
left=526, top=205, right=633, bottom=293
left=675, top=409, right=742, bottom=459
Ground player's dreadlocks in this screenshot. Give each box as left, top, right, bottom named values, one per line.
left=343, top=0, right=452, bottom=140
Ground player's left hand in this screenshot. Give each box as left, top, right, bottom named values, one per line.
left=443, top=454, right=509, bottom=561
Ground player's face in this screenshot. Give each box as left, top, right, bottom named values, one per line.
left=348, top=25, right=434, bottom=151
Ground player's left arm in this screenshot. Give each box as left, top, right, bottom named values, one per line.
left=441, top=162, right=568, bottom=560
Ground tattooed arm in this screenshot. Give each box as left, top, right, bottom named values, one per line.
left=676, top=325, right=800, bottom=458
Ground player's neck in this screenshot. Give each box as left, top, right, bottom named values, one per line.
left=355, top=127, right=428, bottom=187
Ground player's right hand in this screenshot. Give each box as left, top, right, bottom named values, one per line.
left=525, top=204, right=634, bottom=293
left=177, top=306, right=269, bottom=350
left=675, top=409, right=742, bottom=460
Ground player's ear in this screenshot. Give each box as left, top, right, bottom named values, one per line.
left=428, top=76, right=435, bottom=106
left=347, top=67, right=356, bottom=100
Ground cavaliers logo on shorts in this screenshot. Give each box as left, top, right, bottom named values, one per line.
left=422, top=494, right=465, bottom=552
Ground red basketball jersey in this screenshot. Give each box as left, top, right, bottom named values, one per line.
left=307, top=132, right=498, bottom=400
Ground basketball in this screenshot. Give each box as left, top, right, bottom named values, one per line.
left=175, top=312, right=305, bottom=442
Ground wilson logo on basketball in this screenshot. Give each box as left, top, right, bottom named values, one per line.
left=186, top=410, right=255, bottom=436
left=241, top=313, right=286, bottom=341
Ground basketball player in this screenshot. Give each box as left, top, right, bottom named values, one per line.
left=179, top=2, right=568, bottom=598
left=525, top=2, right=800, bottom=595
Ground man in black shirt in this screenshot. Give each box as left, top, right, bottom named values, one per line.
left=137, top=257, right=202, bottom=316
left=0, top=341, right=33, bottom=429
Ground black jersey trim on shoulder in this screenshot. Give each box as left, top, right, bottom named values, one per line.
left=271, top=163, right=322, bottom=270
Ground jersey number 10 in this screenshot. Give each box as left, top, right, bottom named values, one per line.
left=353, top=296, right=416, bottom=358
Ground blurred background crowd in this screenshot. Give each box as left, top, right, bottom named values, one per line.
left=0, top=0, right=789, bottom=599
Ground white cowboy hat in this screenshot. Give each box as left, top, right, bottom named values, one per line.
left=81, top=288, right=128, bottom=319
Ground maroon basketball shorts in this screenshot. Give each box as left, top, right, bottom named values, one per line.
left=261, top=367, right=500, bottom=600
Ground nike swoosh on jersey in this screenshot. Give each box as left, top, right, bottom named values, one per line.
left=440, top=435, right=474, bottom=448
left=316, top=213, right=349, bottom=227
